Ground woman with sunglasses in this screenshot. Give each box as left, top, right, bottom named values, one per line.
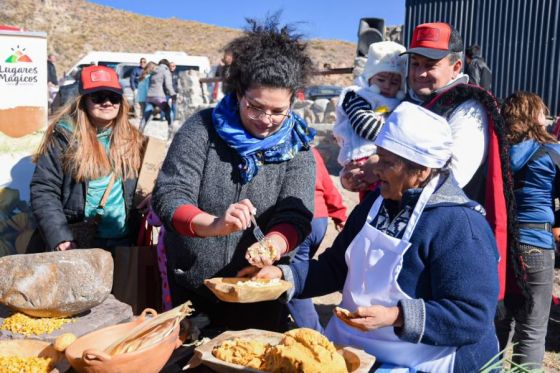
left=152, top=17, right=315, bottom=332
left=29, top=65, right=144, bottom=253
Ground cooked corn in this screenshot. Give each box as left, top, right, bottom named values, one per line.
left=236, top=278, right=281, bottom=287
left=0, top=356, right=52, bottom=373
left=0, top=312, right=73, bottom=336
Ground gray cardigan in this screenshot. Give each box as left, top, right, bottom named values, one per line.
left=147, top=64, right=176, bottom=99
left=152, top=108, right=315, bottom=298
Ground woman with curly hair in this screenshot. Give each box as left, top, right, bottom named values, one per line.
left=30, top=65, right=144, bottom=253
left=496, top=91, right=560, bottom=370
left=152, top=16, right=316, bottom=331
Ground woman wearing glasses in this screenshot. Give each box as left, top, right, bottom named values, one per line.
left=29, top=65, right=144, bottom=253
left=152, top=17, right=316, bottom=331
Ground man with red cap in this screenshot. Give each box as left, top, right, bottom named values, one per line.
left=341, top=22, right=519, bottom=322
left=401, top=22, right=520, bottom=321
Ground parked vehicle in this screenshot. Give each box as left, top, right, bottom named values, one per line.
left=62, top=51, right=211, bottom=84
left=301, top=85, right=343, bottom=101
left=53, top=51, right=211, bottom=113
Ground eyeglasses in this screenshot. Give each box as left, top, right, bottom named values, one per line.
left=88, top=91, right=122, bottom=105
left=244, top=100, right=291, bottom=125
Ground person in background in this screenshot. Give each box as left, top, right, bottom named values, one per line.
left=138, top=61, right=157, bottom=133
left=29, top=65, right=144, bottom=253
left=168, top=61, right=180, bottom=124
left=130, top=57, right=147, bottom=118
left=244, top=102, right=499, bottom=372
left=212, top=47, right=234, bottom=101
left=144, top=59, right=176, bottom=139
left=152, top=16, right=315, bottom=332
left=334, top=41, right=406, bottom=199
left=47, top=54, right=59, bottom=111
left=496, top=91, right=560, bottom=370
left=288, top=147, right=347, bottom=332
left=465, top=44, right=492, bottom=91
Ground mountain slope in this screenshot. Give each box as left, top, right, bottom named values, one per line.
left=1, top=0, right=356, bottom=86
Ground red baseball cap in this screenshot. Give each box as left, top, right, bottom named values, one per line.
left=79, top=65, right=123, bottom=95
left=402, top=22, right=464, bottom=60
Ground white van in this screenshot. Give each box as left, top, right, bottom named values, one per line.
left=55, top=51, right=211, bottom=112
left=63, top=51, right=211, bottom=83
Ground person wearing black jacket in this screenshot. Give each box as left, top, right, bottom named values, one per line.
left=47, top=54, right=58, bottom=86
left=29, top=65, right=144, bottom=253
left=465, top=44, right=492, bottom=91
left=47, top=54, right=59, bottom=112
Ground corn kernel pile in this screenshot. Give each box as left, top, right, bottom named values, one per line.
left=0, top=313, right=73, bottom=336
left=0, top=356, right=52, bottom=373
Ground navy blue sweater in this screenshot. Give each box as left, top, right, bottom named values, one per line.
left=286, top=174, right=499, bottom=372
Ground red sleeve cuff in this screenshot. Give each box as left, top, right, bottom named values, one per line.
left=172, top=204, right=203, bottom=237
left=267, top=223, right=299, bottom=252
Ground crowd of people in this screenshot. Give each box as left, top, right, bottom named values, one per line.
left=32, top=15, right=560, bottom=372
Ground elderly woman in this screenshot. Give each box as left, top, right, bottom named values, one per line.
left=244, top=102, right=500, bottom=372
left=30, top=65, right=144, bottom=252
left=151, top=17, right=315, bottom=332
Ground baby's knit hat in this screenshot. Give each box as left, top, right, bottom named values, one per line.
left=362, top=41, right=407, bottom=99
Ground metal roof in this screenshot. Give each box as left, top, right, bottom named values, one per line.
left=405, top=0, right=560, bottom=115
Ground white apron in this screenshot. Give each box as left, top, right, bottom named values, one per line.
left=325, top=175, right=456, bottom=372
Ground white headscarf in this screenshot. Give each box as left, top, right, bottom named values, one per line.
left=374, top=102, right=453, bottom=168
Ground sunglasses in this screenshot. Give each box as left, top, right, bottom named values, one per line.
left=88, top=91, right=122, bottom=105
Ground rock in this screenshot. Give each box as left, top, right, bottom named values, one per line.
left=292, top=100, right=313, bottom=110
left=323, top=98, right=338, bottom=123
left=312, top=99, right=330, bottom=123
left=0, top=249, right=113, bottom=317
left=176, top=70, right=207, bottom=122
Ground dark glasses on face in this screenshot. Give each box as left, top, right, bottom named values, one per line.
left=88, top=91, right=122, bottom=105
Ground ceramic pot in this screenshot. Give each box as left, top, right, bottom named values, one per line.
left=65, top=308, right=181, bottom=373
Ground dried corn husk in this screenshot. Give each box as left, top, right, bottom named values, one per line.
left=105, top=301, right=193, bottom=356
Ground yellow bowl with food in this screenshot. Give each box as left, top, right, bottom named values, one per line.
left=0, top=335, right=72, bottom=373
left=204, top=277, right=292, bottom=303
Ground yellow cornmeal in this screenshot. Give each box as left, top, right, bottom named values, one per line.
left=0, top=356, right=52, bottom=373
left=1, top=312, right=74, bottom=336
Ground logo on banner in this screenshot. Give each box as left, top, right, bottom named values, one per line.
left=4, top=46, right=32, bottom=63
left=0, top=45, right=38, bottom=85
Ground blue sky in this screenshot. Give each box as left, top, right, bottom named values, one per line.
left=88, top=0, right=406, bottom=43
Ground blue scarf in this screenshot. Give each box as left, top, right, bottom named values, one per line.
left=212, top=93, right=316, bottom=184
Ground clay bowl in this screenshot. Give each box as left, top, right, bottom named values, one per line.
left=65, top=308, right=182, bottom=373
left=204, top=277, right=292, bottom=303
left=0, top=339, right=64, bottom=372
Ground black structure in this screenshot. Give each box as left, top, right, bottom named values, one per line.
left=405, top=0, right=560, bottom=115
left=357, top=18, right=385, bottom=57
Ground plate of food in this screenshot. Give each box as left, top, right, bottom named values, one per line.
left=204, top=277, right=292, bottom=303
left=185, top=328, right=375, bottom=373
